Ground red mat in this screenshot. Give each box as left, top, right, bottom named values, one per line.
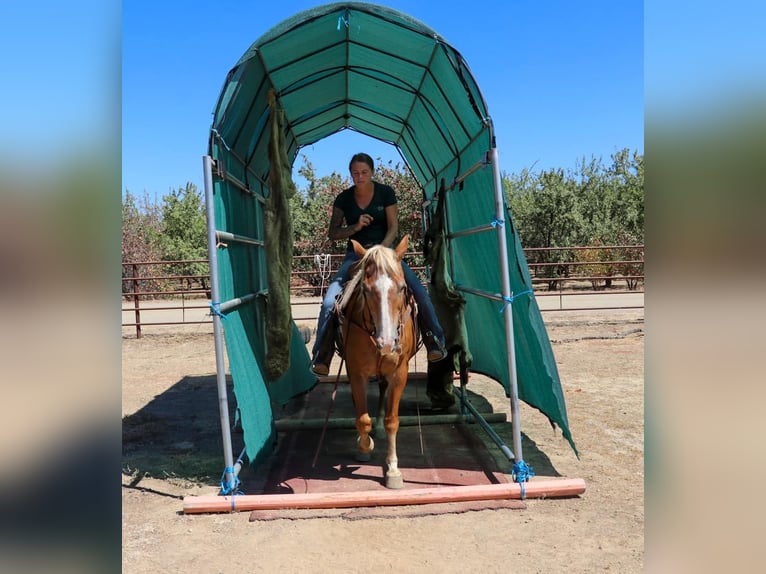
left=247, top=376, right=526, bottom=519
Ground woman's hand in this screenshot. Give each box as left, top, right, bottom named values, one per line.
left=356, top=213, right=373, bottom=230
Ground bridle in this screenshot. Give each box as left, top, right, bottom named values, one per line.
left=338, top=271, right=417, bottom=365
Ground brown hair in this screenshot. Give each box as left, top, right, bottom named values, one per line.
left=348, top=152, right=374, bottom=173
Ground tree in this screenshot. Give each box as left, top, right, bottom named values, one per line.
left=505, top=167, right=580, bottom=289
left=374, top=159, right=426, bottom=254
left=121, top=190, right=164, bottom=295
left=156, top=183, right=208, bottom=289
left=572, top=149, right=644, bottom=247
left=504, top=150, right=644, bottom=290
left=570, top=150, right=644, bottom=289
left=605, top=148, right=644, bottom=245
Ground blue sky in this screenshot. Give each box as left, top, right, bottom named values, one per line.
left=0, top=2, right=119, bottom=167
left=4, top=1, right=766, bottom=199
left=122, top=0, right=644, bottom=198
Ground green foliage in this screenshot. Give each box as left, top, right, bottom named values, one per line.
left=504, top=148, right=643, bottom=290
left=505, top=167, right=579, bottom=289
left=156, top=183, right=208, bottom=287
left=618, top=244, right=644, bottom=290
left=121, top=190, right=165, bottom=295
left=291, top=155, right=346, bottom=256
left=122, top=148, right=642, bottom=296
left=573, top=149, right=644, bottom=246
left=505, top=148, right=643, bottom=248
left=121, top=184, right=208, bottom=294
left=573, top=241, right=616, bottom=291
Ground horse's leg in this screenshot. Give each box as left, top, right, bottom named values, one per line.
left=350, top=375, right=374, bottom=462
left=383, top=367, right=408, bottom=489
left=372, top=380, right=387, bottom=438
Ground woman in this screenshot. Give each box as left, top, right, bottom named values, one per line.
left=311, top=152, right=447, bottom=375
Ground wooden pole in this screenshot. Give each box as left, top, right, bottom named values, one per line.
left=182, top=478, right=586, bottom=514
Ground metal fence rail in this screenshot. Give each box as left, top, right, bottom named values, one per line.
left=122, top=246, right=644, bottom=337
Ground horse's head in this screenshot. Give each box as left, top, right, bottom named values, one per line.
left=347, top=235, right=411, bottom=360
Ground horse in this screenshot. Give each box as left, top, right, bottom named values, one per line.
left=336, top=235, right=418, bottom=489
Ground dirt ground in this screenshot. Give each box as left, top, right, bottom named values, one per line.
left=122, top=308, right=644, bottom=573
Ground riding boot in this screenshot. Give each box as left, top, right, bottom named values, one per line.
left=311, top=316, right=337, bottom=376
left=426, top=347, right=456, bottom=410
left=421, top=329, right=447, bottom=363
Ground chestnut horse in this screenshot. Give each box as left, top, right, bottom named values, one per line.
left=337, top=235, right=417, bottom=489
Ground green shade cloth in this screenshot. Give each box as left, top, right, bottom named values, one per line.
left=208, top=2, right=577, bottom=466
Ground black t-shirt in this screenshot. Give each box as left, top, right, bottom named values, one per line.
left=333, top=181, right=397, bottom=249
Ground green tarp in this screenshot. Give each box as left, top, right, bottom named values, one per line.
left=208, top=2, right=577, bottom=467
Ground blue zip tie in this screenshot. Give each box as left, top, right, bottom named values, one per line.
left=210, top=301, right=227, bottom=319
left=337, top=12, right=349, bottom=30
left=512, top=460, right=535, bottom=499
left=491, top=217, right=504, bottom=228
left=499, top=289, right=533, bottom=313
left=219, top=466, right=241, bottom=496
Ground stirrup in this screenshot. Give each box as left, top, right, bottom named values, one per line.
left=423, top=331, right=447, bottom=362
left=311, top=361, right=330, bottom=376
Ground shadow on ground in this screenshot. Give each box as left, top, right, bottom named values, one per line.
left=122, top=374, right=241, bottom=487
left=122, top=373, right=559, bottom=491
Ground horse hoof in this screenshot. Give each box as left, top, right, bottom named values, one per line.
left=385, top=473, right=404, bottom=489
left=355, top=451, right=371, bottom=462
left=355, top=436, right=374, bottom=461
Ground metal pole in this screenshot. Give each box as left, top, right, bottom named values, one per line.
left=131, top=263, right=142, bottom=339
left=215, top=230, right=264, bottom=247
left=489, top=146, right=524, bottom=464
left=203, top=155, right=237, bottom=493
left=453, top=391, right=515, bottom=461
left=448, top=221, right=498, bottom=240
left=446, top=155, right=488, bottom=192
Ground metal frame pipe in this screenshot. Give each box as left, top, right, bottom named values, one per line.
left=455, top=284, right=505, bottom=303
left=489, top=145, right=524, bottom=464
left=216, top=167, right=267, bottom=204
left=203, top=155, right=237, bottom=493
left=232, top=446, right=247, bottom=479
left=454, top=389, right=515, bottom=461
left=215, top=230, right=264, bottom=247
left=210, top=132, right=268, bottom=195
left=218, top=292, right=258, bottom=314
left=448, top=221, right=497, bottom=240
left=445, top=154, right=488, bottom=192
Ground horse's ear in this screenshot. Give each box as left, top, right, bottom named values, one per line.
left=394, top=234, right=409, bottom=260
left=351, top=239, right=366, bottom=258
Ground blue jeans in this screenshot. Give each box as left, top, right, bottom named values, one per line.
left=311, top=249, right=445, bottom=360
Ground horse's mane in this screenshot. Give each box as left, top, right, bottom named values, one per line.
left=338, top=245, right=402, bottom=311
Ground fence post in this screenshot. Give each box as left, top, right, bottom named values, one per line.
left=132, top=263, right=142, bottom=339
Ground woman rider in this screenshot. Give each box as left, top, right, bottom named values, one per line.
left=311, top=152, right=447, bottom=375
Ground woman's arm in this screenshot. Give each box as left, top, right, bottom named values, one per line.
left=328, top=206, right=361, bottom=241
left=381, top=204, right=399, bottom=247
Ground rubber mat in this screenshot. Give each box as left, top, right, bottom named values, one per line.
left=245, top=376, right=526, bottom=519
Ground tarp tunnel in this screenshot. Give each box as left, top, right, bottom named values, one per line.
left=203, top=2, right=578, bottom=490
